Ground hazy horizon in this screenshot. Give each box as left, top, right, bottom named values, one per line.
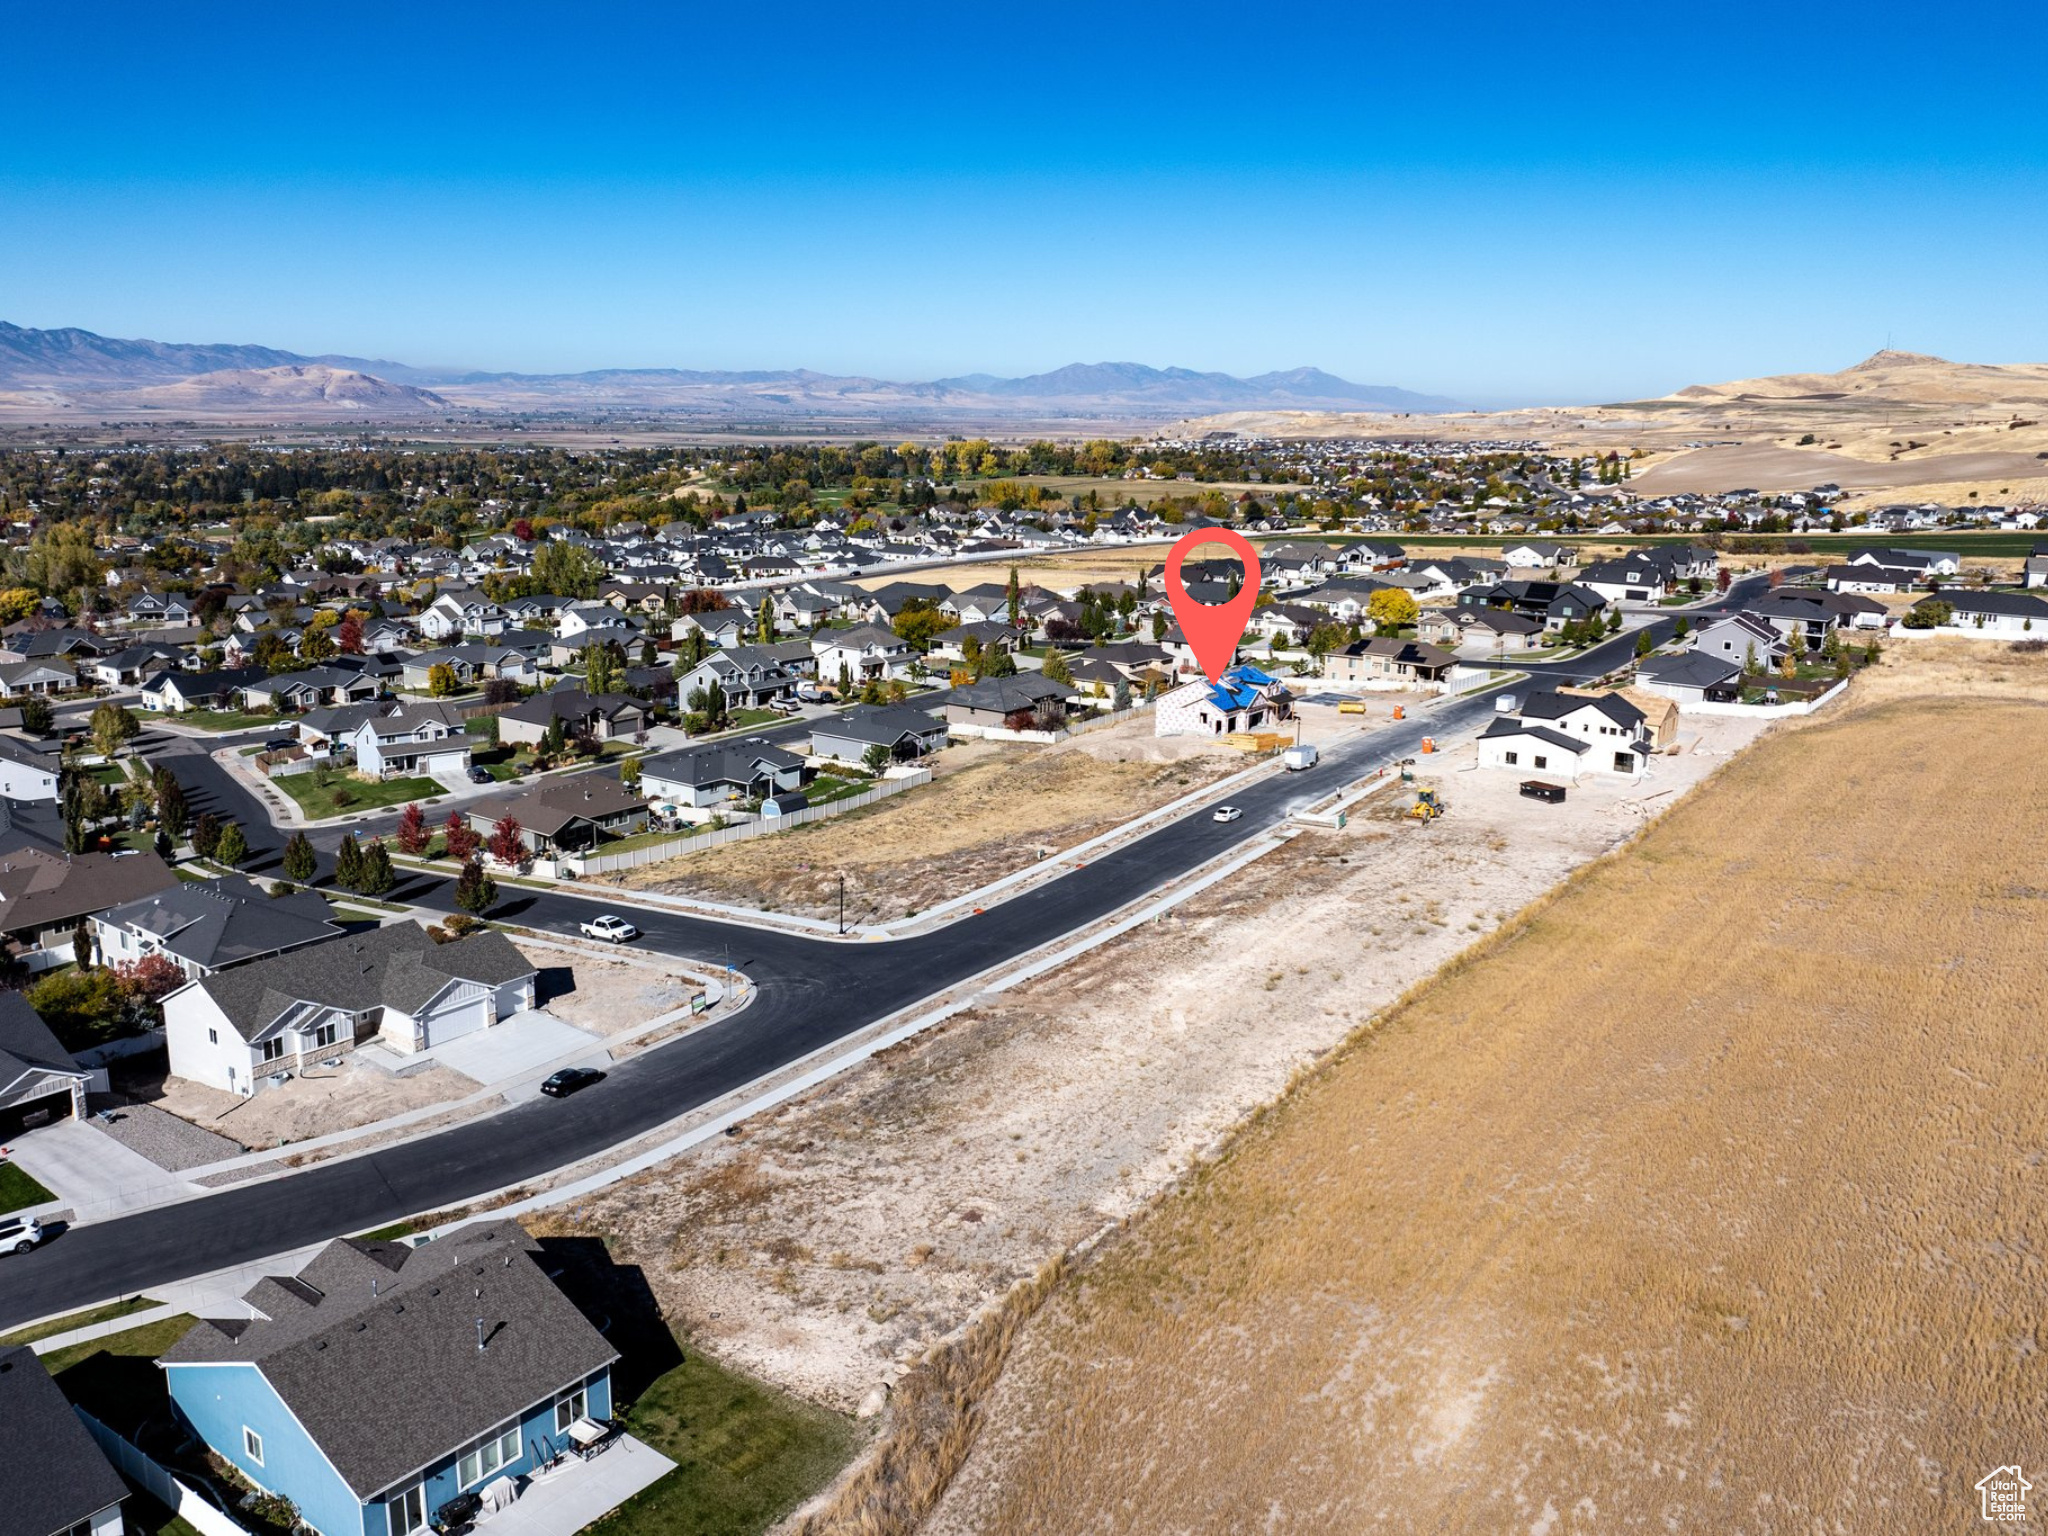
left=6, top=0, right=2046, bottom=407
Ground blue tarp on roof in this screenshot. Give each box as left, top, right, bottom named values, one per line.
left=1228, top=664, right=1278, bottom=686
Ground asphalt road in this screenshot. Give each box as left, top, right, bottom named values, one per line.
left=0, top=692, right=1497, bottom=1326
left=4, top=581, right=1775, bottom=1325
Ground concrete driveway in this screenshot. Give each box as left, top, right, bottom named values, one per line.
left=4, top=1117, right=200, bottom=1221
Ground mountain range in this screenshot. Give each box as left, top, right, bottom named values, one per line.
left=0, top=321, right=1464, bottom=422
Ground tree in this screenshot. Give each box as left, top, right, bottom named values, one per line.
left=1365, top=588, right=1419, bottom=633
left=334, top=833, right=365, bottom=891
left=18, top=695, right=52, bottom=736
left=488, top=816, right=526, bottom=864
left=1673, top=616, right=1691, bottom=640
left=90, top=701, right=139, bottom=760
left=862, top=742, right=891, bottom=774
left=1151, top=611, right=1169, bottom=642
left=191, top=811, right=221, bottom=860
left=283, top=830, right=317, bottom=884
left=1042, top=649, right=1074, bottom=684
left=113, top=953, right=185, bottom=1022
left=154, top=769, right=188, bottom=839
left=1716, top=567, right=1732, bottom=594
left=582, top=639, right=622, bottom=697
left=1902, top=599, right=1952, bottom=630
left=358, top=839, right=396, bottom=896
left=71, top=915, right=96, bottom=971
left=300, top=625, right=337, bottom=663
left=444, top=811, right=481, bottom=862
left=24, top=967, right=126, bottom=1050
left=531, top=540, right=604, bottom=599
left=1006, top=565, right=1022, bottom=624
left=427, top=663, right=459, bottom=697
left=756, top=595, right=775, bottom=643
left=213, top=821, right=248, bottom=868
left=395, top=801, right=430, bottom=855
left=620, top=756, right=641, bottom=792
left=454, top=855, right=497, bottom=916
left=1742, top=641, right=1761, bottom=677
left=336, top=613, right=365, bottom=654
left=1634, top=629, right=1654, bottom=658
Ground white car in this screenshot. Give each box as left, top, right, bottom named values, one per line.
left=0, top=1214, right=43, bottom=1255
left=579, top=915, right=640, bottom=944
left=1212, top=806, right=1243, bottom=824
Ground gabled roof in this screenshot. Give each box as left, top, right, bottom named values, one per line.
left=1479, top=716, right=1587, bottom=754
left=161, top=1221, right=617, bottom=1501
left=1519, top=689, right=1645, bottom=730
left=470, top=774, right=648, bottom=836
left=1636, top=651, right=1742, bottom=689
left=640, top=737, right=806, bottom=789
left=811, top=704, right=949, bottom=747
left=188, top=923, right=535, bottom=1043
left=0, top=990, right=87, bottom=1098
left=0, top=848, right=181, bottom=941
left=97, top=875, right=341, bottom=972
left=0, top=1345, right=129, bottom=1534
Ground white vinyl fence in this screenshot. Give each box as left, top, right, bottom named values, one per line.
left=570, top=769, right=934, bottom=874
left=76, top=1410, right=250, bottom=1536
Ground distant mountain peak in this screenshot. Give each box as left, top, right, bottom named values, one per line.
left=1847, top=349, right=1951, bottom=371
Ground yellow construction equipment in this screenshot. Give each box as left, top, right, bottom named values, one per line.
left=1409, top=788, right=1445, bottom=820
left=1337, top=700, right=1369, bottom=715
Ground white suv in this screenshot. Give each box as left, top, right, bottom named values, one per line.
left=0, top=1214, right=44, bottom=1254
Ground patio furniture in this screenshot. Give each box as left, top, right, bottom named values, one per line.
left=565, top=1416, right=620, bottom=1460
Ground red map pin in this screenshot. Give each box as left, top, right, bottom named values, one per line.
left=1164, top=528, right=1261, bottom=685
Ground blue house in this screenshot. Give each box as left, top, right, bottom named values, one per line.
left=162, top=1222, right=617, bottom=1536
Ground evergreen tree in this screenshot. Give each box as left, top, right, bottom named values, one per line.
left=358, top=839, right=395, bottom=896
left=191, top=812, right=221, bottom=860
left=454, top=855, right=497, bottom=916
left=1006, top=564, right=1021, bottom=624
left=756, top=595, right=775, bottom=642
left=283, top=831, right=317, bottom=884
left=71, top=915, right=95, bottom=971
left=334, top=833, right=365, bottom=891
left=1042, top=649, right=1074, bottom=684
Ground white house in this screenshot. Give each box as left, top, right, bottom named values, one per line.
left=346, top=700, right=472, bottom=778
left=1475, top=718, right=1592, bottom=781
left=812, top=624, right=917, bottom=687
left=1154, top=665, right=1288, bottom=738
left=0, top=736, right=59, bottom=802
left=163, top=924, right=538, bottom=1094
left=418, top=589, right=508, bottom=640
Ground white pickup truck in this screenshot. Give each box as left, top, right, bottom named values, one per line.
left=579, top=914, right=640, bottom=944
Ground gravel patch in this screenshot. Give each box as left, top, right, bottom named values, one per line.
left=89, top=1097, right=244, bottom=1171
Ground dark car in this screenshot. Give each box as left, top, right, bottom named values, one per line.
left=265, top=736, right=298, bottom=753
left=468, top=766, right=493, bottom=784
left=540, top=1067, right=604, bottom=1098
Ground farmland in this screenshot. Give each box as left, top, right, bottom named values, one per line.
left=929, top=643, right=2048, bottom=1535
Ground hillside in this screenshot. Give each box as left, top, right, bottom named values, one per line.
left=122, top=364, right=447, bottom=413
left=1666, top=348, right=2048, bottom=407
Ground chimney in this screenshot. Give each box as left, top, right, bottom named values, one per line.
left=476, top=1316, right=486, bottom=1352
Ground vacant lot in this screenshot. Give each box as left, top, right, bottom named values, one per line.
left=932, top=649, right=2048, bottom=1535
left=620, top=717, right=1246, bottom=923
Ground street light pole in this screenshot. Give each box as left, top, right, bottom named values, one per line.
left=838, top=873, right=846, bottom=936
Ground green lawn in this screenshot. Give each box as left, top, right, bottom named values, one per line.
left=726, top=708, right=778, bottom=730
left=121, top=1488, right=204, bottom=1536
left=356, top=1220, right=418, bottom=1241
left=274, top=773, right=444, bottom=820
left=176, top=709, right=288, bottom=732
left=43, top=1313, right=196, bottom=1380
left=591, top=1346, right=860, bottom=1536
left=0, top=1295, right=161, bottom=1348
left=89, top=763, right=130, bottom=786
left=0, top=1161, right=55, bottom=1215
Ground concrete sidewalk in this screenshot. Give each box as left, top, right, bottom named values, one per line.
left=4, top=1118, right=200, bottom=1222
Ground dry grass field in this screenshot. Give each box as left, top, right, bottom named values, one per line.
left=927, top=644, right=2048, bottom=1535
left=620, top=719, right=1244, bottom=922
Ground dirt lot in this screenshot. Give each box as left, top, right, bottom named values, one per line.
left=516, top=939, right=705, bottom=1035
left=621, top=715, right=1252, bottom=924
left=929, top=644, right=2048, bottom=1535
left=537, top=712, right=1765, bottom=1425
left=134, top=1055, right=485, bottom=1152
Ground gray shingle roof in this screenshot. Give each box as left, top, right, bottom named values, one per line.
left=639, top=738, right=804, bottom=790
left=0, top=1345, right=129, bottom=1536
left=98, top=875, right=342, bottom=973
left=1479, top=717, right=1587, bottom=754
left=161, top=1222, right=617, bottom=1500
left=193, top=923, right=535, bottom=1043
left=0, top=991, right=85, bottom=1100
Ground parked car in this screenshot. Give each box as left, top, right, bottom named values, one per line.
left=264, top=736, right=298, bottom=752
left=769, top=697, right=801, bottom=714
left=467, top=766, right=493, bottom=784
left=0, top=1214, right=44, bottom=1254
left=540, top=1067, right=604, bottom=1098
left=1212, top=806, right=1243, bottom=824
left=579, top=914, right=639, bottom=944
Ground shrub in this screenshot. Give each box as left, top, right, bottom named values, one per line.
left=27, top=968, right=129, bottom=1049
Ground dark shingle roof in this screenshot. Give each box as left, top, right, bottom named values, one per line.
left=1519, top=689, right=1645, bottom=730
left=0, top=848, right=181, bottom=941
left=194, top=923, right=535, bottom=1043
left=0, top=1345, right=129, bottom=1536
left=161, top=1222, right=617, bottom=1500
left=1479, top=717, right=1587, bottom=754
left=98, top=875, right=341, bottom=972
left=0, top=991, right=85, bottom=1098
left=639, top=738, right=804, bottom=790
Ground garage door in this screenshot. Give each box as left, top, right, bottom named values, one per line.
left=0, top=1088, right=74, bottom=1139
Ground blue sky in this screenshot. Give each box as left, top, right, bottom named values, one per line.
left=6, top=0, right=2047, bottom=404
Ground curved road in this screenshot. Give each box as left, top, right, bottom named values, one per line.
left=1, top=580, right=1768, bottom=1327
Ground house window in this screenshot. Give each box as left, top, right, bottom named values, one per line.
left=243, top=1426, right=264, bottom=1465
left=1503, top=750, right=1519, bottom=765
left=311, top=1022, right=338, bottom=1050
left=555, top=1382, right=591, bottom=1433
left=208, top=1028, right=218, bottom=1045
left=1534, top=755, right=1548, bottom=769
left=458, top=1421, right=522, bottom=1488
left=1614, top=752, right=1635, bottom=773
left=258, top=1038, right=286, bottom=1063
left=391, top=1484, right=427, bottom=1536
